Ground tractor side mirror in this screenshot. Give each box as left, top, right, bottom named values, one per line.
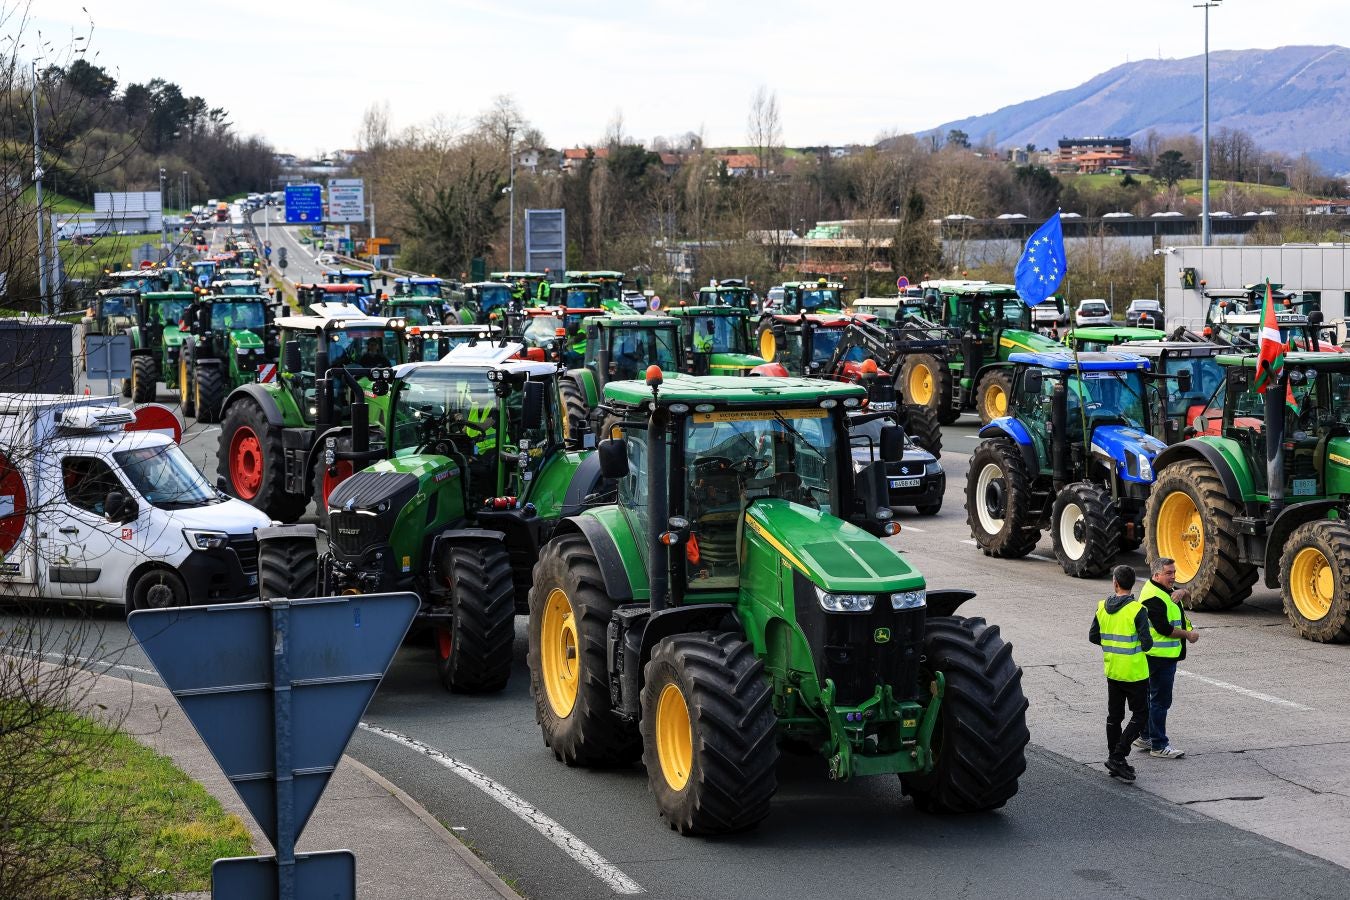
left=1177, top=369, right=1193, bottom=393
left=597, top=438, right=629, bottom=478
left=284, top=340, right=302, bottom=374
left=1024, top=368, right=1043, bottom=395
left=522, top=380, right=546, bottom=430
left=879, top=425, right=905, bottom=462
left=1309, top=310, right=1325, bottom=326
left=381, top=274, right=389, bottom=286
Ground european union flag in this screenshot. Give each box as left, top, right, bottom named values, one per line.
left=1014, top=211, right=1066, bottom=307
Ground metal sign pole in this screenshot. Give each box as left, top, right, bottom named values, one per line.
left=271, top=600, right=296, bottom=900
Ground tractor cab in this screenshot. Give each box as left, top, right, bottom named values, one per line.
left=557, top=316, right=684, bottom=444
left=695, top=281, right=754, bottom=309
left=407, top=324, right=501, bottom=362
left=756, top=313, right=868, bottom=377
left=380, top=295, right=443, bottom=326
left=274, top=306, right=406, bottom=427
left=191, top=260, right=217, bottom=286
left=667, top=305, right=768, bottom=375
left=214, top=278, right=263, bottom=296
left=489, top=270, right=549, bottom=306
left=775, top=278, right=847, bottom=318
left=85, top=289, right=140, bottom=336
left=851, top=296, right=937, bottom=327
left=463, top=281, right=516, bottom=323
left=1122, top=341, right=1226, bottom=443
left=565, top=270, right=625, bottom=304
left=102, top=268, right=171, bottom=295
left=520, top=307, right=605, bottom=367
left=1062, top=324, right=1167, bottom=353
left=394, top=276, right=445, bottom=298
left=218, top=267, right=260, bottom=282
left=551, top=282, right=626, bottom=314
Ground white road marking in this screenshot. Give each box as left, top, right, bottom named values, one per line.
left=1177, top=670, right=1313, bottom=711
left=358, top=722, right=646, bottom=895
left=1026, top=553, right=1055, bottom=563
left=963, top=435, right=982, bottom=441
left=900, top=524, right=926, bottom=533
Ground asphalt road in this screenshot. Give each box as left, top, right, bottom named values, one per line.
left=28, top=383, right=1350, bottom=898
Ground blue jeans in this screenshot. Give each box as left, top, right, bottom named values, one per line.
left=1145, top=658, right=1177, bottom=750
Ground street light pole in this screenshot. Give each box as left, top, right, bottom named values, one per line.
left=32, top=59, right=49, bottom=312
left=159, top=167, right=169, bottom=262
left=507, top=127, right=516, bottom=271
left=1196, top=0, right=1221, bottom=247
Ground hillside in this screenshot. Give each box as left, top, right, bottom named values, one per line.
left=926, top=45, right=1350, bottom=173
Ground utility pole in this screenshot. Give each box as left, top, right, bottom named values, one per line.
left=506, top=126, right=516, bottom=271
left=32, top=59, right=49, bottom=312
left=159, top=167, right=169, bottom=263
left=1196, top=0, right=1221, bottom=247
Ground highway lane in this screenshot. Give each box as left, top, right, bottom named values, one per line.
left=20, top=411, right=1350, bottom=899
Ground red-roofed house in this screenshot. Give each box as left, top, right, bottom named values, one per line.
left=561, top=147, right=608, bottom=173
left=717, top=153, right=761, bottom=177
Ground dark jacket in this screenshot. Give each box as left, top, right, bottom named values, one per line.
left=1141, top=580, right=1186, bottom=661
left=1088, top=591, right=1154, bottom=653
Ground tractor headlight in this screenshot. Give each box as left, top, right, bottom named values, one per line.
left=891, top=589, right=927, bottom=610
left=1137, top=454, right=1153, bottom=480
left=815, top=586, right=875, bottom=612
left=183, top=529, right=229, bottom=551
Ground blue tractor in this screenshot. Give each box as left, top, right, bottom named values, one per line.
left=965, top=351, right=1169, bottom=577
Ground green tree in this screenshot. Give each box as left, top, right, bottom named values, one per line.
left=946, top=129, right=970, bottom=149
left=63, top=59, right=117, bottom=99
left=1152, top=150, right=1192, bottom=188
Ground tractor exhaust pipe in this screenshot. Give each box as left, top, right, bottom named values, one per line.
left=1051, top=380, right=1068, bottom=491
left=1264, top=378, right=1285, bottom=520
left=648, top=404, right=670, bottom=613
left=315, top=347, right=331, bottom=427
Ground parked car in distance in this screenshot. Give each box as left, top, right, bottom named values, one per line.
left=1126, top=298, right=1163, bottom=327
left=1075, top=298, right=1112, bottom=326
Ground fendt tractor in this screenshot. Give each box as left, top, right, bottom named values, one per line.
left=257, top=341, right=603, bottom=693
left=565, top=270, right=628, bottom=308
left=216, top=304, right=406, bottom=521
left=666, top=304, right=771, bottom=375
left=178, top=292, right=280, bottom=423
left=755, top=278, right=848, bottom=338
left=461, top=281, right=517, bottom=325
left=967, top=352, right=1168, bottom=578
left=558, top=315, right=685, bottom=445
left=121, top=291, right=193, bottom=402
left=527, top=370, right=1029, bottom=834
left=1145, top=352, right=1350, bottom=642
left=926, top=281, right=1065, bottom=424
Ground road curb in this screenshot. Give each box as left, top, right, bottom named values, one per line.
left=344, top=757, right=524, bottom=900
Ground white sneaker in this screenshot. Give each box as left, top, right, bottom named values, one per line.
left=1150, top=745, right=1185, bottom=759
left=1132, top=738, right=1151, bottom=750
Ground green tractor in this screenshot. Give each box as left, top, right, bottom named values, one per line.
left=1062, top=324, right=1168, bottom=353
left=565, top=270, right=627, bottom=306
left=407, top=324, right=500, bottom=362
left=926, top=282, right=1065, bottom=425
left=216, top=304, right=406, bottom=521
left=489, top=270, right=550, bottom=307
left=98, top=267, right=184, bottom=294
left=757, top=278, right=848, bottom=334
left=1144, top=351, right=1350, bottom=642
left=549, top=281, right=629, bottom=315
left=178, top=293, right=281, bottom=423
left=527, top=371, right=1029, bottom=834
left=666, top=305, right=770, bottom=375
left=967, top=351, right=1169, bottom=577
left=557, top=315, right=684, bottom=446
left=461, top=281, right=517, bottom=325
left=125, top=291, right=196, bottom=403
left=258, top=340, right=602, bottom=692
left=695, top=279, right=754, bottom=309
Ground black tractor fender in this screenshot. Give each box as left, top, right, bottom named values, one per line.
left=1263, top=501, right=1346, bottom=588
left=426, top=528, right=508, bottom=578
left=558, top=451, right=606, bottom=518
left=221, top=382, right=285, bottom=427
left=926, top=589, right=977, bottom=618
left=553, top=516, right=633, bottom=602
left=1152, top=442, right=1245, bottom=510
left=637, top=602, right=738, bottom=668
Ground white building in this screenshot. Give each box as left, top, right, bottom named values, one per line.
left=1163, top=244, right=1350, bottom=329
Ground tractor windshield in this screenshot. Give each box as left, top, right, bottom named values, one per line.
left=690, top=315, right=747, bottom=354
left=340, top=273, right=374, bottom=290
left=798, top=287, right=841, bottom=312
left=1162, top=355, right=1223, bottom=417
left=387, top=302, right=438, bottom=326
left=219, top=282, right=260, bottom=296
left=523, top=315, right=564, bottom=346
left=99, top=295, right=135, bottom=317
left=149, top=298, right=191, bottom=326
left=404, top=281, right=442, bottom=298
left=563, top=288, right=600, bottom=309
left=209, top=301, right=266, bottom=330
left=116, top=275, right=162, bottom=293
left=1068, top=370, right=1149, bottom=430
left=477, top=285, right=512, bottom=314
left=115, top=444, right=219, bottom=509
left=784, top=327, right=865, bottom=369
left=606, top=327, right=681, bottom=381
left=326, top=327, right=403, bottom=369
left=684, top=408, right=839, bottom=587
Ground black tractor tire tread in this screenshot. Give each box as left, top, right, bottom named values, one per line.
left=1279, top=519, right=1350, bottom=643
left=1050, top=482, right=1122, bottom=578
left=258, top=536, right=319, bottom=600
left=976, top=368, right=1015, bottom=425
left=899, top=353, right=955, bottom=421
left=528, top=534, right=641, bottom=766
left=904, top=403, right=943, bottom=457
left=1144, top=459, right=1257, bottom=610
left=901, top=616, right=1030, bottom=813
left=194, top=365, right=226, bottom=425
left=559, top=375, right=590, bottom=448
left=640, top=632, right=779, bottom=835
left=218, top=400, right=308, bottom=522
left=436, top=543, right=517, bottom=693
left=131, top=355, right=157, bottom=403
left=965, top=439, right=1041, bottom=559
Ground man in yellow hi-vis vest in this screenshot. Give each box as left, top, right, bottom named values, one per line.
left=1089, top=564, right=1154, bottom=782
left=1134, top=557, right=1199, bottom=760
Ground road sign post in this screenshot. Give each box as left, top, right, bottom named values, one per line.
left=127, top=591, right=418, bottom=900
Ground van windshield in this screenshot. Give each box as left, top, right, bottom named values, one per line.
left=115, top=444, right=220, bottom=508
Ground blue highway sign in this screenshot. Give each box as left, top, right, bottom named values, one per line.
left=284, top=184, right=323, bottom=224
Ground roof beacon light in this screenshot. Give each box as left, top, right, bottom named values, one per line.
left=645, top=365, right=663, bottom=388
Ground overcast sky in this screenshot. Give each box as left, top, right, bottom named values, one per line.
left=27, top=1, right=1350, bottom=156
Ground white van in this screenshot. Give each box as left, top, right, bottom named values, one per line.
left=0, top=396, right=270, bottom=613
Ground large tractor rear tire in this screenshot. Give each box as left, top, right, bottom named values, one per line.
left=178, top=355, right=196, bottom=418
left=258, top=534, right=319, bottom=600
left=1279, top=519, right=1350, bottom=643
left=130, top=355, right=157, bottom=403
left=1050, top=482, right=1121, bottom=578
left=900, top=354, right=955, bottom=423
left=218, top=400, right=308, bottom=522
left=194, top=365, right=226, bottom=425
left=640, top=632, right=778, bottom=835
left=976, top=368, right=1014, bottom=425
left=559, top=375, right=590, bottom=449
left=903, top=403, right=942, bottom=458
left=434, top=543, right=516, bottom=693
left=528, top=534, right=640, bottom=767
left=901, top=616, right=1029, bottom=813
left=965, top=439, right=1040, bottom=559
left=1144, top=458, right=1256, bottom=610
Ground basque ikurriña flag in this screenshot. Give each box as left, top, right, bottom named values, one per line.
left=1254, top=278, right=1285, bottom=394
left=1014, top=211, right=1066, bottom=307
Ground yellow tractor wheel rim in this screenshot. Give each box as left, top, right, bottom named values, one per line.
left=759, top=329, right=777, bottom=362
left=179, top=356, right=189, bottom=396
left=540, top=588, right=580, bottom=718
left=1157, top=491, right=1204, bottom=582
left=984, top=381, right=1007, bottom=418
left=1290, top=546, right=1334, bottom=621
left=908, top=362, right=934, bottom=406
left=655, top=682, right=693, bottom=792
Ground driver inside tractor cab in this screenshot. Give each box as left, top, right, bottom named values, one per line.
left=208, top=301, right=266, bottom=332
left=799, top=287, right=837, bottom=312
left=611, top=328, right=679, bottom=380
left=564, top=288, right=597, bottom=309
left=682, top=410, right=837, bottom=587
left=153, top=298, right=191, bottom=326
left=1067, top=370, right=1148, bottom=431
left=326, top=328, right=401, bottom=371
left=692, top=315, right=745, bottom=354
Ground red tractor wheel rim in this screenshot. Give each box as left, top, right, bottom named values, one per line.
left=229, top=426, right=264, bottom=499
left=436, top=627, right=452, bottom=661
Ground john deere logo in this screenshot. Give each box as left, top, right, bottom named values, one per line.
left=873, top=628, right=891, bottom=644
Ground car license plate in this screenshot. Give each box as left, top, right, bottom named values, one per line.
left=890, top=477, right=921, bottom=488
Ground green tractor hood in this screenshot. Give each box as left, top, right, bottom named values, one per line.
left=744, top=499, right=924, bottom=594
left=1000, top=328, right=1062, bottom=355
left=707, top=351, right=770, bottom=374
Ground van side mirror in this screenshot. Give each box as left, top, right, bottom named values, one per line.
left=522, top=380, right=545, bottom=431
left=879, top=425, right=905, bottom=462
left=597, top=438, right=629, bottom=478
left=284, top=340, right=302, bottom=374
left=105, top=491, right=136, bottom=523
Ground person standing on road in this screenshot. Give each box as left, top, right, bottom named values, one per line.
left=1089, top=564, right=1153, bottom=782
left=1134, top=558, right=1199, bottom=760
